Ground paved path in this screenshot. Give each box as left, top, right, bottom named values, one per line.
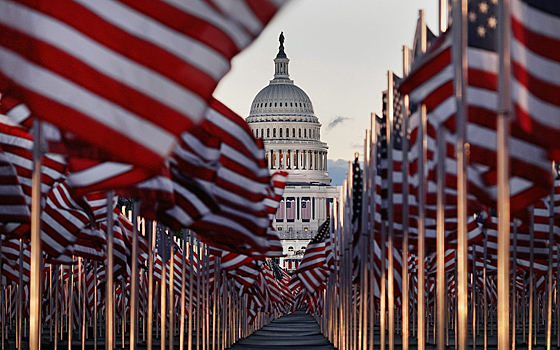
left=228, top=311, right=336, bottom=350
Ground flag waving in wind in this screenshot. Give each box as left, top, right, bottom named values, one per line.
left=0, top=0, right=288, bottom=169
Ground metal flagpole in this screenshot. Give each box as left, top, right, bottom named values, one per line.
left=380, top=219, right=387, bottom=350
left=437, top=125, right=446, bottom=350
left=386, top=71, right=396, bottom=350
left=94, top=261, right=98, bottom=350
left=29, top=119, right=43, bottom=350
left=148, top=221, right=155, bottom=350
left=121, top=278, right=125, bottom=348
left=180, top=236, right=187, bottom=350
left=369, top=113, right=377, bottom=350
left=452, top=0, right=470, bottom=349
left=360, top=131, right=369, bottom=350
left=106, top=191, right=115, bottom=350
left=188, top=234, right=194, bottom=350
left=472, top=248, right=477, bottom=350
left=169, top=237, right=175, bottom=350
left=512, top=220, right=518, bottom=349
left=0, top=239, right=3, bottom=350
left=69, top=259, right=75, bottom=350
left=497, top=0, right=512, bottom=350
left=212, top=256, right=220, bottom=350
left=548, top=178, right=555, bottom=350
left=557, top=243, right=560, bottom=348
left=529, top=206, right=535, bottom=350
left=82, top=259, right=87, bottom=350
left=161, top=230, right=167, bottom=350
left=483, top=231, right=488, bottom=350
left=417, top=103, right=427, bottom=350
left=1, top=239, right=4, bottom=350
left=402, top=45, right=411, bottom=350
left=55, top=265, right=60, bottom=349
left=130, top=202, right=140, bottom=350
left=417, top=9, right=428, bottom=350
left=196, top=240, right=202, bottom=349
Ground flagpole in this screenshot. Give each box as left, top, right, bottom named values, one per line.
left=417, top=10, right=428, bottom=350
left=437, top=125, right=446, bottom=350
left=452, top=1, right=469, bottom=349
left=188, top=234, right=194, bottom=350
left=69, top=258, right=75, bottom=350
left=512, top=220, right=518, bottom=350
left=471, top=247, right=477, bottom=350
left=497, top=0, right=512, bottom=350
left=147, top=221, right=155, bottom=350
left=0, top=238, right=3, bottom=350
left=361, top=131, right=370, bottom=350
left=169, top=237, right=175, bottom=350
left=386, top=70, right=396, bottom=350
left=417, top=102, right=427, bottom=350
left=82, top=259, right=87, bottom=350
left=548, top=174, right=555, bottom=350
left=17, top=240, right=23, bottom=350
left=369, top=113, right=377, bottom=350
left=529, top=206, right=535, bottom=350
left=130, top=201, right=140, bottom=350
left=29, top=119, right=43, bottom=350
left=105, top=191, right=115, bottom=350
left=483, top=231, right=488, bottom=350
left=401, top=45, right=411, bottom=350
left=161, top=229, right=167, bottom=350
left=439, top=0, right=447, bottom=34
left=179, top=235, right=187, bottom=350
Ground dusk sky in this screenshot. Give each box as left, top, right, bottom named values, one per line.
left=215, top=0, right=440, bottom=175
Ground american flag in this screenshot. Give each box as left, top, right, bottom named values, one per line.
left=351, top=155, right=363, bottom=282
left=301, top=197, right=311, bottom=222
left=275, top=198, right=285, bottom=221
left=291, top=218, right=331, bottom=294
left=511, top=0, right=560, bottom=161
left=399, top=0, right=552, bottom=215
left=326, top=198, right=334, bottom=218
left=156, top=223, right=172, bottom=264
left=286, top=197, right=296, bottom=222
left=0, top=0, right=287, bottom=169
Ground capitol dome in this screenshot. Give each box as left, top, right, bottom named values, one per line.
left=246, top=33, right=330, bottom=186
left=249, top=83, right=315, bottom=117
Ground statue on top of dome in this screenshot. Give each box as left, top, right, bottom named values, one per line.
left=278, top=32, right=286, bottom=57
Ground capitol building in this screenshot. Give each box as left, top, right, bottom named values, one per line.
left=246, top=34, right=339, bottom=271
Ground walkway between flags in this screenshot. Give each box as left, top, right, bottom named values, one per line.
left=229, top=311, right=335, bottom=350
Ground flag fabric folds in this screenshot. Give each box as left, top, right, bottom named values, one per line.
left=0, top=0, right=287, bottom=169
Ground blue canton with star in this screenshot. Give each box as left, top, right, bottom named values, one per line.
left=468, top=0, right=497, bottom=52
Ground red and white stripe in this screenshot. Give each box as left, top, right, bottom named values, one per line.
left=511, top=0, right=560, bottom=159
left=0, top=0, right=287, bottom=169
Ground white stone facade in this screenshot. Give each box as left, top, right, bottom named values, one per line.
left=246, top=36, right=339, bottom=272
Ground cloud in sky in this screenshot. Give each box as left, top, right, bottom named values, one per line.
left=350, top=142, right=363, bottom=150
left=326, top=116, right=351, bottom=131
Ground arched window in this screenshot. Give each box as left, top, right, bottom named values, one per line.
left=273, top=128, right=276, bottom=137
left=267, top=128, right=270, bottom=138
left=286, top=128, right=289, bottom=138
left=275, top=102, right=277, bottom=107
left=292, top=128, right=295, bottom=138
left=279, top=128, right=282, bottom=138
left=300, top=247, right=306, bottom=251
left=288, top=246, right=294, bottom=253
left=255, top=129, right=258, bottom=138
left=304, top=129, right=307, bottom=138
left=299, top=129, right=301, bottom=138
left=261, top=128, right=264, bottom=138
